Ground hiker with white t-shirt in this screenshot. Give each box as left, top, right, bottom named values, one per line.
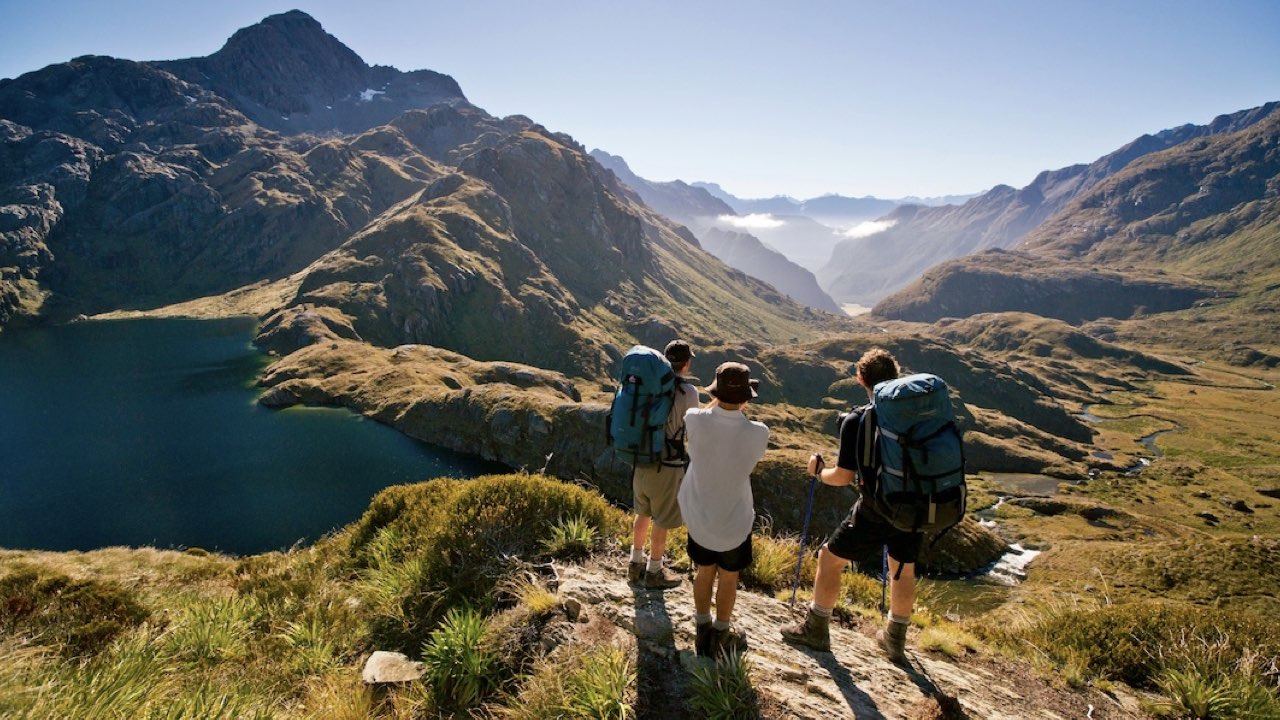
left=678, top=361, right=769, bottom=659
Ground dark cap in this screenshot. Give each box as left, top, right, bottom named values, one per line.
left=664, top=339, right=693, bottom=366
left=707, top=361, right=759, bottom=404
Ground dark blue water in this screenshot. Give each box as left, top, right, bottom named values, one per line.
left=0, top=318, right=504, bottom=555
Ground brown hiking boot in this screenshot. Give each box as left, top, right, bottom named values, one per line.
left=626, top=560, right=646, bottom=584
left=643, top=565, right=682, bottom=589
left=714, top=626, right=748, bottom=659
left=877, top=619, right=909, bottom=664
left=780, top=609, right=831, bottom=652
left=695, top=620, right=715, bottom=657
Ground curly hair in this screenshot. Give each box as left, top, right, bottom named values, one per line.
left=855, top=347, right=899, bottom=388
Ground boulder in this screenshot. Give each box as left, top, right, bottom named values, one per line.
left=361, top=650, right=424, bottom=684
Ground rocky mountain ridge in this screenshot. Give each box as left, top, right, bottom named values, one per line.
left=821, top=101, right=1280, bottom=306
left=157, top=10, right=465, bottom=135
left=875, top=106, right=1280, bottom=325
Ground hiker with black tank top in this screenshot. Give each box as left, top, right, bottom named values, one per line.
left=781, top=347, right=918, bottom=662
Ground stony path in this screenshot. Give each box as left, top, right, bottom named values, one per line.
left=557, top=563, right=1147, bottom=720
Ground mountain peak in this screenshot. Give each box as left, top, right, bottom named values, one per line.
left=155, top=12, right=464, bottom=134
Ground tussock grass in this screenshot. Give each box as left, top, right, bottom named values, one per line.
left=0, top=473, right=633, bottom=719
left=993, top=599, right=1279, bottom=716
left=742, top=529, right=814, bottom=593
left=918, top=626, right=983, bottom=659
left=689, top=652, right=762, bottom=720
left=542, top=513, right=600, bottom=559
left=491, top=643, right=635, bottom=719
left=421, top=607, right=502, bottom=712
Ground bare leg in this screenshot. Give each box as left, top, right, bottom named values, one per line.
left=631, top=515, right=651, bottom=554
left=693, top=564, right=718, bottom=616
left=812, top=545, right=851, bottom=609
left=650, top=525, right=668, bottom=561
left=715, top=569, right=739, bottom=623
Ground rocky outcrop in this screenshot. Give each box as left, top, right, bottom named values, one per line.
left=873, top=250, right=1214, bottom=325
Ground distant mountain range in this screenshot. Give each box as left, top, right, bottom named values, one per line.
left=589, top=150, right=841, bottom=312
left=875, top=105, right=1280, bottom=327
left=821, top=102, right=1280, bottom=307
left=692, top=182, right=977, bottom=225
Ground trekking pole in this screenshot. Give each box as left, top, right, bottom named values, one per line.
left=789, top=463, right=821, bottom=609
left=880, top=544, right=889, bottom=615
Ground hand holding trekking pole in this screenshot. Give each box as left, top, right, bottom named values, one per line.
left=790, top=454, right=823, bottom=609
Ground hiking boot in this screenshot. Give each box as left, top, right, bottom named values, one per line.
left=695, top=620, right=716, bottom=658
left=877, top=619, right=909, bottom=664
left=642, top=566, right=682, bottom=589
left=780, top=609, right=831, bottom=652
left=714, top=626, right=748, bottom=659
left=627, top=560, right=646, bottom=584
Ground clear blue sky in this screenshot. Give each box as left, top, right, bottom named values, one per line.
left=2, top=1, right=1277, bottom=199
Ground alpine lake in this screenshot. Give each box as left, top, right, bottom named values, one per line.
left=0, top=317, right=504, bottom=555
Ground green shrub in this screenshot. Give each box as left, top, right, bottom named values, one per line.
left=689, top=652, right=761, bottom=720
left=349, top=474, right=624, bottom=651
left=421, top=607, right=502, bottom=712
left=0, top=567, right=148, bottom=657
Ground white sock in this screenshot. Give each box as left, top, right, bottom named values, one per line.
left=810, top=603, right=833, bottom=618
left=712, top=620, right=731, bottom=631
left=647, top=558, right=664, bottom=573
left=696, top=613, right=713, bottom=626
left=890, top=613, right=911, bottom=626
left=630, top=547, right=647, bottom=563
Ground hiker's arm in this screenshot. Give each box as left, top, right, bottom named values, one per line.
left=808, top=454, right=855, bottom=487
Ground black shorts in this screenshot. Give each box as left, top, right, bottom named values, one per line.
left=826, top=498, right=923, bottom=565
left=687, top=534, right=753, bottom=572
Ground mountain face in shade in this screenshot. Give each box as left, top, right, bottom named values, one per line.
left=0, top=11, right=832, bottom=378
left=874, top=108, right=1280, bottom=324
left=156, top=10, right=465, bottom=135
left=590, top=149, right=841, bottom=312
left=697, top=228, right=842, bottom=313
left=821, top=102, right=1280, bottom=307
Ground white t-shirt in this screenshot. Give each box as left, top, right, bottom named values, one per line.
left=677, top=405, right=770, bottom=551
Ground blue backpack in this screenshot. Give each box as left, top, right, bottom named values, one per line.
left=607, top=346, right=677, bottom=464
left=861, top=373, right=967, bottom=534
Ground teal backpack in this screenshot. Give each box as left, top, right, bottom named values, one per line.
left=864, top=373, right=967, bottom=534
left=607, top=346, right=676, bottom=464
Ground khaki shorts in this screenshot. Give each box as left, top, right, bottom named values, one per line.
left=632, top=463, right=685, bottom=529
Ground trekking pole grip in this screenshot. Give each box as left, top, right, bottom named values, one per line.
left=789, top=469, right=820, bottom=609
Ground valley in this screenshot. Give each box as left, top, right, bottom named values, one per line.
left=1, top=7, right=1277, bottom=719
